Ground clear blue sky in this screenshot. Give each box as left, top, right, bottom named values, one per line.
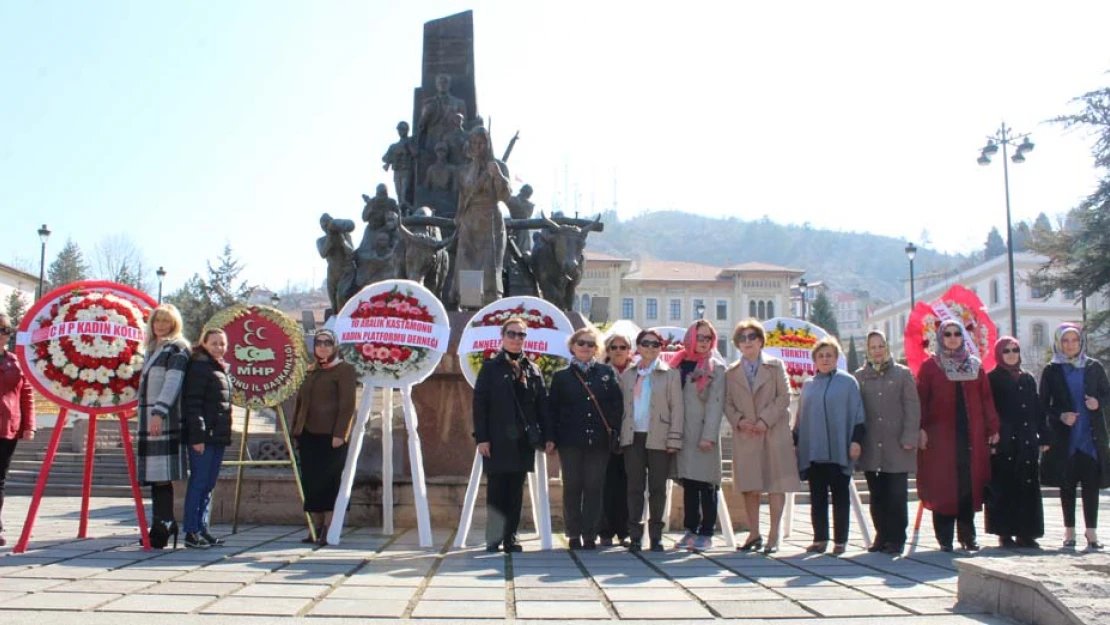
left=3, top=1, right=1109, bottom=295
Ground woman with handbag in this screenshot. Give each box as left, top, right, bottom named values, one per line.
left=597, top=332, right=635, bottom=547
left=549, top=327, right=623, bottom=550
left=667, top=319, right=726, bottom=552
left=473, top=317, right=555, bottom=553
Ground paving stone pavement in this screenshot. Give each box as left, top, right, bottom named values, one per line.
left=0, top=494, right=1105, bottom=623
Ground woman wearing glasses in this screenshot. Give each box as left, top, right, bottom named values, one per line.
left=917, top=320, right=1000, bottom=552
left=725, top=318, right=797, bottom=554
left=292, top=329, right=357, bottom=545
left=1039, top=323, right=1110, bottom=550
left=985, top=336, right=1048, bottom=549
left=473, top=317, right=555, bottom=553
left=619, top=328, right=683, bottom=552
left=0, top=314, right=34, bottom=547
left=549, top=327, right=623, bottom=550
left=667, top=320, right=726, bottom=551
left=598, top=332, right=635, bottom=547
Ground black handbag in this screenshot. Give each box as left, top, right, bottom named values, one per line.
left=572, top=368, right=620, bottom=453
left=511, top=365, right=545, bottom=451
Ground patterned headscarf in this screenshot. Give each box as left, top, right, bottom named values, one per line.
left=934, top=320, right=981, bottom=381
left=992, top=336, right=1023, bottom=380
left=1052, top=323, right=1087, bottom=368
left=312, top=329, right=342, bottom=370
left=865, top=330, right=892, bottom=374
left=664, top=321, right=725, bottom=393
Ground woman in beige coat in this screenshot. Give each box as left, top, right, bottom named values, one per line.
left=667, top=320, right=727, bottom=552
left=853, top=331, right=920, bottom=554
left=725, top=319, right=799, bottom=553
left=619, top=328, right=684, bottom=552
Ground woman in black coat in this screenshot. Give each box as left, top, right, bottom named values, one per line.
left=181, top=329, right=233, bottom=549
left=549, top=327, right=623, bottom=550
left=986, top=337, right=1049, bottom=548
left=1039, top=323, right=1110, bottom=550
left=473, top=317, right=554, bottom=553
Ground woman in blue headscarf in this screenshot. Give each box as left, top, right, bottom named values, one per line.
left=1039, top=323, right=1110, bottom=550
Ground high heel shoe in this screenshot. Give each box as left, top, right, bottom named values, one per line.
left=762, top=536, right=780, bottom=554
left=1087, top=538, right=1105, bottom=551
left=806, top=541, right=828, bottom=553
left=737, top=535, right=764, bottom=552
left=170, top=522, right=179, bottom=550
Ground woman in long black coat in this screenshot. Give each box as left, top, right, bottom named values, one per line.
left=473, top=317, right=555, bottom=553
left=986, top=337, right=1049, bottom=548
left=1039, top=323, right=1110, bottom=550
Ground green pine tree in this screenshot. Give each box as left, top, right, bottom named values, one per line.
left=46, top=238, right=90, bottom=290
left=1032, top=83, right=1110, bottom=359
left=984, top=227, right=1006, bottom=259
left=165, top=244, right=254, bottom=341
left=808, top=291, right=840, bottom=338
left=846, top=335, right=860, bottom=371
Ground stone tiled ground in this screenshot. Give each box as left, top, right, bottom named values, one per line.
left=0, top=494, right=1105, bottom=622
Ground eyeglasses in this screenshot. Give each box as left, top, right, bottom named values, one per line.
left=314, top=339, right=335, bottom=347
left=736, top=331, right=760, bottom=343
left=608, top=344, right=629, bottom=351
left=639, top=340, right=662, bottom=349
left=1001, top=347, right=1020, bottom=355
left=505, top=330, right=528, bottom=340
left=942, top=331, right=962, bottom=338
left=696, top=334, right=713, bottom=342
left=574, top=340, right=596, bottom=348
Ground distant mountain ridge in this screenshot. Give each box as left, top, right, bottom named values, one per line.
left=588, top=211, right=965, bottom=302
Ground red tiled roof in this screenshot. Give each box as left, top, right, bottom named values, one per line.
left=721, top=262, right=805, bottom=274
left=584, top=251, right=631, bottom=262
left=625, top=260, right=726, bottom=282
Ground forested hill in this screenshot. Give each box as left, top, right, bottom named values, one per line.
left=588, top=211, right=965, bottom=301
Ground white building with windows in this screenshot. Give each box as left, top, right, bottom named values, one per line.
left=576, top=254, right=803, bottom=360
left=865, top=252, right=1106, bottom=374
left=0, top=262, right=37, bottom=321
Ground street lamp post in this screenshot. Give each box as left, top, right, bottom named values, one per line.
left=978, top=123, right=1034, bottom=338
left=695, top=302, right=706, bottom=320
left=271, top=293, right=281, bottom=309
left=905, top=242, right=917, bottom=308
left=156, top=266, right=166, bottom=304
left=798, top=278, right=808, bottom=320
left=36, top=224, right=51, bottom=301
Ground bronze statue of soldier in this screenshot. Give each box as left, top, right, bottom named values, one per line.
left=382, top=121, right=417, bottom=206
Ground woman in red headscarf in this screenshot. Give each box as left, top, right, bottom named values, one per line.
left=666, top=320, right=726, bottom=551
left=985, top=336, right=1049, bottom=549
left=916, top=319, right=1000, bottom=551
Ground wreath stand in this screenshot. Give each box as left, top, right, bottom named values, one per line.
left=225, top=404, right=315, bottom=541
left=780, top=481, right=871, bottom=545
left=454, top=447, right=553, bottom=550
left=328, top=384, right=433, bottom=547
left=13, top=409, right=150, bottom=553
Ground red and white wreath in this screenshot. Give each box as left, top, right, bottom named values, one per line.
left=26, top=287, right=151, bottom=409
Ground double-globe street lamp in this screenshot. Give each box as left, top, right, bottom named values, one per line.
left=977, top=123, right=1034, bottom=338
left=36, top=224, right=51, bottom=301
left=156, top=266, right=167, bottom=304
left=798, top=278, right=809, bottom=320
left=905, top=242, right=917, bottom=308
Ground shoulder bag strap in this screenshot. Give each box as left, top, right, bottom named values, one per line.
left=571, top=368, right=613, bottom=435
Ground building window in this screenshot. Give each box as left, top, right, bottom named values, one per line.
left=716, top=299, right=728, bottom=321
left=717, top=337, right=728, bottom=358
left=692, top=298, right=705, bottom=319
left=749, top=301, right=757, bottom=317
left=581, top=294, right=591, bottom=316
left=758, top=301, right=766, bottom=320
left=1032, top=322, right=1046, bottom=347
left=884, top=320, right=891, bottom=340
left=621, top=298, right=634, bottom=319
left=573, top=295, right=580, bottom=312
left=669, top=298, right=681, bottom=320
left=1031, top=284, right=1049, bottom=300
left=990, top=279, right=999, bottom=305
left=767, top=301, right=775, bottom=318
left=899, top=314, right=906, bottom=334
left=646, top=298, right=658, bottom=320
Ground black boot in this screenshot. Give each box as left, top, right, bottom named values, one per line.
left=957, top=521, right=979, bottom=551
